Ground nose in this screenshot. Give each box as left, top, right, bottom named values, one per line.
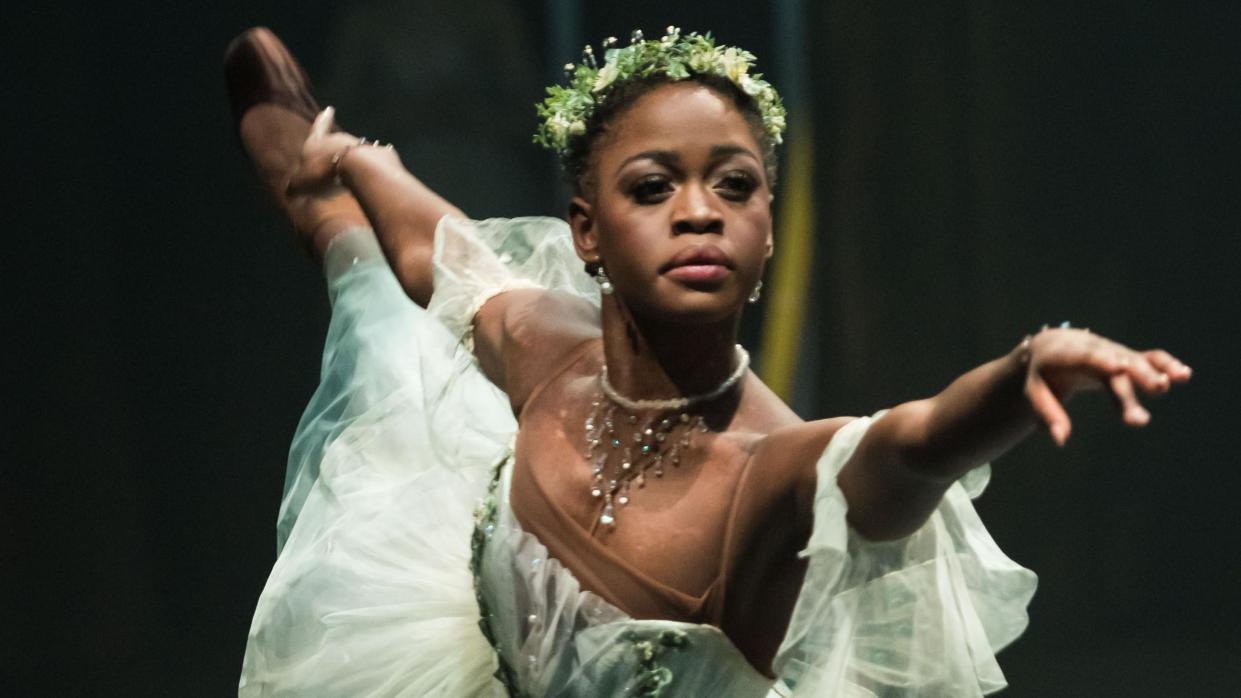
left=671, top=182, right=723, bottom=235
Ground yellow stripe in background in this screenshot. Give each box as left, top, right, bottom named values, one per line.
left=759, top=114, right=815, bottom=401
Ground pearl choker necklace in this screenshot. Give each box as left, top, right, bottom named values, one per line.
left=584, top=345, right=750, bottom=528
left=599, top=346, right=750, bottom=412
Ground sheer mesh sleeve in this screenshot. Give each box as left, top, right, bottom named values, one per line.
left=426, top=216, right=600, bottom=354
left=774, top=413, right=1038, bottom=697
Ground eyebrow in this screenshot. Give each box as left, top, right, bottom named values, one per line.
left=616, top=150, right=679, bottom=175
left=708, top=144, right=760, bottom=164
left=614, top=144, right=760, bottom=176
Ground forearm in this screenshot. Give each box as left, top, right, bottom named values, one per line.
left=842, top=342, right=1034, bottom=540
left=338, top=147, right=463, bottom=306
left=895, top=342, right=1036, bottom=482
left=843, top=329, right=1187, bottom=541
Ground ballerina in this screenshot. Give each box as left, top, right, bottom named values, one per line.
left=228, top=26, right=1190, bottom=696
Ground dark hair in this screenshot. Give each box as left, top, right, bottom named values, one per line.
left=561, top=73, right=780, bottom=196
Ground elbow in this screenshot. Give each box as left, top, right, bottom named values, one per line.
left=837, top=400, right=961, bottom=542
left=844, top=472, right=953, bottom=542
left=884, top=400, right=953, bottom=482
left=887, top=398, right=979, bottom=484
left=395, top=246, right=434, bottom=306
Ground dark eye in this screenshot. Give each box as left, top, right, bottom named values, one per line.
left=631, top=175, right=673, bottom=204
left=716, top=172, right=757, bottom=200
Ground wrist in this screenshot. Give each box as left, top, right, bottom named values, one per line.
left=1002, top=335, right=1038, bottom=417
left=1008, top=334, right=1035, bottom=378
left=330, top=143, right=356, bottom=186
left=1017, top=335, right=1032, bottom=361
left=333, top=138, right=395, bottom=187
left=1011, top=321, right=1073, bottom=372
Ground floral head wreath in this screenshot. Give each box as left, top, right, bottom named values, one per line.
left=534, top=26, right=787, bottom=157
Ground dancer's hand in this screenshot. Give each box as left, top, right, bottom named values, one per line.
left=1023, top=327, right=1191, bottom=446
left=285, top=107, right=400, bottom=198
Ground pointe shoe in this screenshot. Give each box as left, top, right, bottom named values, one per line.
left=225, top=28, right=366, bottom=259
left=224, top=27, right=323, bottom=138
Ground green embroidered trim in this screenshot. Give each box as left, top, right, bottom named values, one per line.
left=471, top=451, right=691, bottom=697
left=623, top=628, right=690, bottom=697
left=470, top=450, right=524, bottom=697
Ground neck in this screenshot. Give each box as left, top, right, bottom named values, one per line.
left=599, top=296, right=743, bottom=404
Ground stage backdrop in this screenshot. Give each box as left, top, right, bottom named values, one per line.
left=6, top=0, right=1238, bottom=695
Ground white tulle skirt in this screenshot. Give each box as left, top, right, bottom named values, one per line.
left=240, top=227, right=513, bottom=696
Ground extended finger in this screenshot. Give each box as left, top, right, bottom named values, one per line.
left=1039, top=331, right=1127, bottom=374
left=1026, top=374, right=1073, bottom=446
left=1119, top=350, right=1173, bottom=393
left=1065, top=335, right=1166, bottom=393
left=1143, top=349, right=1192, bottom=383
left=310, top=107, right=335, bottom=139
left=1108, top=373, right=1150, bottom=426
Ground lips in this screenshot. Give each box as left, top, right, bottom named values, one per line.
left=661, top=245, right=734, bottom=285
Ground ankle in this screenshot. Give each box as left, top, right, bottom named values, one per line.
left=310, top=219, right=365, bottom=259
left=298, top=195, right=371, bottom=260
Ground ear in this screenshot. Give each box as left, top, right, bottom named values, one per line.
left=569, top=195, right=600, bottom=264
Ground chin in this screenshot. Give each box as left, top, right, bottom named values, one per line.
left=636, top=288, right=743, bottom=325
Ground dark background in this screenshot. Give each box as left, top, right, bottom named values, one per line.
left=6, top=1, right=1238, bottom=695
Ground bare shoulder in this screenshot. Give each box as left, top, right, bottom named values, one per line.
left=723, top=375, right=857, bottom=511
left=750, top=415, right=858, bottom=512
left=473, top=287, right=601, bottom=410
left=718, top=403, right=858, bottom=664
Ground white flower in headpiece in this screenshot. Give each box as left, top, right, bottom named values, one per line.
left=719, top=47, right=749, bottom=83
left=738, top=75, right=761, bottom=96
left=593, top=62, right=620, bottom=93
left=548, top=114, right=571, bottom=139
left=687, top=46, right=716, bottom=73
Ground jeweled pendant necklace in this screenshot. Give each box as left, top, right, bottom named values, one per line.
left=584, top=345, right=749, bottom=528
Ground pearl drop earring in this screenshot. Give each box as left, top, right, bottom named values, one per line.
left=748, top=280, right=763, bottom=304
left=594, top=265, right=614, bottom=295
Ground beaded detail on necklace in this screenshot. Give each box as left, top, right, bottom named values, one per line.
left=584, top=346, right=749, bottom=529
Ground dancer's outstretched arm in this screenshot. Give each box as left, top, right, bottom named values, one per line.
left=288, top=109, right=600, bottom=407
left=762, top=327, right=1191, bottom=541
left=289, top=108, right=463, bottom=307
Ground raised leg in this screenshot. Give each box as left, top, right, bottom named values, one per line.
left=227, top=28, right=458, bottom=306
left=227, top=28, right=371, bottom=258
left=238, top=103, right=370, bottom=258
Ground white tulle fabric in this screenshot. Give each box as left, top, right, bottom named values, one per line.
left=241, top=228, right=512, bottom=697
left=773, top=418, right=1037, bottom=696
left=239, top=217, right=1036, bottom=697
left=427, top=216, right=600, bottom=354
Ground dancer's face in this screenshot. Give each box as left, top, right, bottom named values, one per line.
left=570, top=82, right=773, bottom=324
